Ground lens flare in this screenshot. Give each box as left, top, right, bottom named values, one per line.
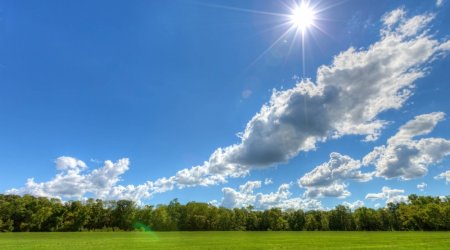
left=133, top=222, right=159, bottom=240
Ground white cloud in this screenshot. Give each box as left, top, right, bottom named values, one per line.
left=264, top=178, right=273, bottom=185
left=436, top=0, right=444, bottom=7
left=343, top=200, right=365, bottom=210
left=398, top=13, right=435, bottom=37
left=55, top=156, right=87, bottom=172
left=7, top=157, right=153, bottom=203
left=417, top=182, right=427, bottom=191
left=363, top=112, right=450, bottom=180
left=303, top=183, right=351, bottom=199
left=88, top=159, right=130, bottom=195
left=219, top=181, right=322, bottom=211
left=299, top=153, right=372, bottom=198
left=435, top=170, right=450, bottom=182
left=382, top=8, right=405, bottom=27
left=239, top=180, right=262, bottom=194
left=365, top=186, right=408, bottom=204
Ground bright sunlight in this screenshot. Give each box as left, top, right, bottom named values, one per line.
left=290, top=3, right=316, bottom=31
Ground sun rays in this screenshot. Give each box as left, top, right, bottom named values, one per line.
left=198, top=0, right=333, bottom=76
left=290, top=2, right=316, bottom=32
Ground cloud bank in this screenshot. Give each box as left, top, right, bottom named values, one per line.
left=7, top=157, right=145, bottom=200
left=216, top=181, right=322, bottom=211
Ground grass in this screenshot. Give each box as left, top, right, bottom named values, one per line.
left=0, top=231, right=449, bottom=249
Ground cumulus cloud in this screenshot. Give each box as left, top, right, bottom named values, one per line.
left=55, top=156, right=87, bottom=172
left=343, top=200, right=365, bottom=210
left=363, top=112, right=450, bottom=179
left=307, top=112, right=450, bottom=196
left=417, top=182, right=427, bottom=191
left=436, top=0, right=444, bottom=7
left=7, top=157, right=153, bottom=202
left=8, top=8, right=450, bottom=203
left=435, top=170, right=450, bottom=183
left=219, top=181, right=322, bottom=210
left=365, top=186, right=408, bottom=204
left=299, top=153, right=372, bottom=198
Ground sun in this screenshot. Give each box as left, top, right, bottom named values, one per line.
left=201, top=0, right=326, bottom=75
left=290, top=3, right=316, bottom=31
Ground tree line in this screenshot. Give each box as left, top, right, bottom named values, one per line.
left=0, top=194, right=449, bottom=232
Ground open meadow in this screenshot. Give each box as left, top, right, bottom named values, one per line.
left=1, top=231, right=449, bottom=250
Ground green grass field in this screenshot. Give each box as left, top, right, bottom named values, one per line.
left=1, top=231, right=449, bottom=249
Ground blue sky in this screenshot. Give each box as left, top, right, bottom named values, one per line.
left=1, top=0, right=450, bottom=210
